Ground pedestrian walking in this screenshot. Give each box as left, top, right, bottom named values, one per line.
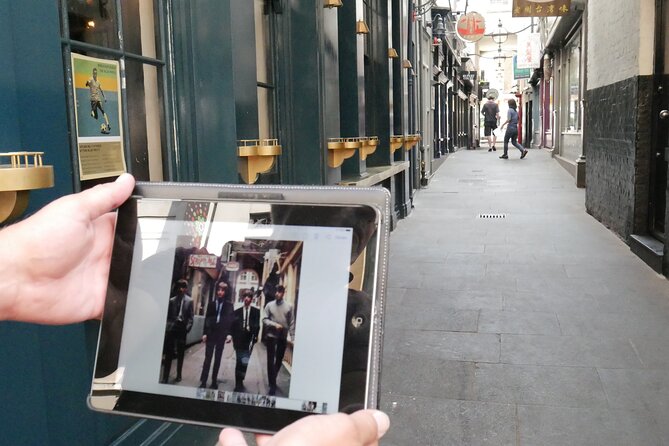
left=499, top=98, right=528, bottom=159
left=481, top=94, right=500, bottom=152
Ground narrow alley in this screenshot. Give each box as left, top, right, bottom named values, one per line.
left=380, top=148, right=669, bottom=445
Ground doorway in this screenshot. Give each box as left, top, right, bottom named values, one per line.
left=649, top=0, right=669, bottom=240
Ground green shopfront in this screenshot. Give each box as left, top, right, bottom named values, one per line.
left=0, top=0, right=416, bottom=443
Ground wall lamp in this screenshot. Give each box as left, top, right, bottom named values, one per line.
left=356, top=20, right=370, bottom=34
left=324, top=0, right=342, bottom=8
left=0, top=151, right=54, bottom=223
left=388, top=48, right=399, bottom=58
left=431, top=14, right=446, bottom=39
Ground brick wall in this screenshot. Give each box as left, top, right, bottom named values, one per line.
left=584, top=76, right=653, bottom=240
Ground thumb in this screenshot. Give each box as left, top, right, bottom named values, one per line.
left=74, top=173, right=135, bottom=220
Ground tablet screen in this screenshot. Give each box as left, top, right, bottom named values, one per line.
left=91, top=193, right=382, bottom=432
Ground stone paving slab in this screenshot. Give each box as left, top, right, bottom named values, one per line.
left=380, top=148, right=669, bottom=445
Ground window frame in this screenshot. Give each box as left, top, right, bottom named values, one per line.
left=58, top=0, right=176, bottom=189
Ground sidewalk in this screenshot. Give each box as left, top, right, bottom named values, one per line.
left=379, top=148, right=669, bottom=445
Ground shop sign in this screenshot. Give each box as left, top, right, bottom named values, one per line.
left=461, top=71, right=477, bottom=82
left=456, top=12, right=486, bottom=42
left=225, top=261, right=240, bottom=272
left=513, top=56, right=532, bottom=79
left=516, top=33, right=541, bottom=69
left=189, top=254, right=218, bottom=268
left=512, top=0, right=571, bottom=17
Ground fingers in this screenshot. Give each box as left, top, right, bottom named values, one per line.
left=218, top=428, right=248, bottom=446
left=254, top=434, right=273, bottom=445
left=348, top=410, right=390, bottom=444
left=75, top=173, right=135, bottom=221
left=267, top=410, right=389, bottom=446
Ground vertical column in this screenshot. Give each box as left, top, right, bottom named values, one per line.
left=338, top=0, right=365, bottom=178
left=276, top=0, right=339, bottom=185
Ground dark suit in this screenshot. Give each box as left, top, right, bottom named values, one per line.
left=162, top=294, right=193, bottom=382
left=231, top=305, right=260, bottom=389
left=199, top=298, right=234, bottom=387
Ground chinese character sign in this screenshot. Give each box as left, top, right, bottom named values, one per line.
left=516, top=33, right=541, bottom=69
left=512, top=0, right=571, bottom=17
left=456, top=12, right=486, bottom=42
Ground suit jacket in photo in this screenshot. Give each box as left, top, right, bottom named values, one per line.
left=166, top=294, right=194, bottom=335
left=203, top=298, right=234, bottom=344
left=232, top=305, right=260, bottom=350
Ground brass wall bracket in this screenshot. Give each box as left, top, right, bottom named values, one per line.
left=390, top=135, right=405, bottom=154
left=359, top=136, right=379, bottom=160
left=237, top=139, right=282, bottom=184
left=403, top=134, right=421, bottom=150
left=327, top=138, right=360, bottom=168
left=0, top=151, right=54, bottom=223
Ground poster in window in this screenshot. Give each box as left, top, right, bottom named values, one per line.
left=512, top=0, right=571, bottom=17
left=71, top=53, right=127, bottom=181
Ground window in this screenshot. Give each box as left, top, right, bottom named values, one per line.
left=255, top=0, right=275, bottom=140
left=60, top=0, right=170, bottom=184
left=565, top=30, right=581, bottom=131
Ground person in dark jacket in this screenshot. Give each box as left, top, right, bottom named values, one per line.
left=161, top=279, right=194, bottom=383
left=199, top=281, right=234, bottom=389
left=231, top=290, right=260, bottom=392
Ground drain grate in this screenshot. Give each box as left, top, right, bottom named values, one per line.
left=478, top=213, right=507, bottom=219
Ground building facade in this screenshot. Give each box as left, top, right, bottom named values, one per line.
left=0, top=1, right=476, bottom=443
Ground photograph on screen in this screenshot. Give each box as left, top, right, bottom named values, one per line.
left=159, top=234, right=303, bottom=401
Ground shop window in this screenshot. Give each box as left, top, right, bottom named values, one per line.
left=60, top=0, right=169, bottom=185
left=236, top=269, right=260, bottom=304
left=565, top=31, right=581, bottom=131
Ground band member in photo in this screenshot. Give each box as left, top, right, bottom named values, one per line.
left=161, top=279, right=194, bottom=383
left=232, top=290, right=260, bottom=392
left=262, top=285, right=295, bottom=395
left=199, top=281, right=234, bottom=389
left=85, top=67, right=111, bottom=134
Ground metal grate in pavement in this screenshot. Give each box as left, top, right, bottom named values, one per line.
left=478, top=213, right=507, bottom=219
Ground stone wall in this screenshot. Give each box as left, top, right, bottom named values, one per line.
left=586, top=0, right=654, bottom=90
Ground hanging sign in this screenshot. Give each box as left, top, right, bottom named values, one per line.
left=461, top=71, right=477, bottom=82
left=512, top=0, right=571, bottom=17
left=71, top=53, right=126, bottom=180
left=456, top=12, right=486, bottom=42
left=516, top=33, right=541, bottom=69
left=513, top=56, right=532, bottom=79
left=188, top=254, right=218, bottom=268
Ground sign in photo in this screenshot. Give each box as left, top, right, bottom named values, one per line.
left=71, top=53, right=126, bottom=180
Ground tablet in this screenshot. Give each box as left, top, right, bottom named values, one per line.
left=89, top=182, right=390, bottom=433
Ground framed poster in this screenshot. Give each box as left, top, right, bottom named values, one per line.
left=71, top=53, right=127, bottom=181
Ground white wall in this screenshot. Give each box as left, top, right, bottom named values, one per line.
left=587, top=0, right=654, bottom=90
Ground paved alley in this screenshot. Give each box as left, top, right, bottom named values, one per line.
left=379, top=148, right=669, bottom=445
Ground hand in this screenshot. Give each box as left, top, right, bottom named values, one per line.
left=202, top=335, right=208, bottom=343
left=0, top=174, right=135, bottom=324
left=218, top=409, right=390, bottom=446
left=226, top=334, right=232, bottom=343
